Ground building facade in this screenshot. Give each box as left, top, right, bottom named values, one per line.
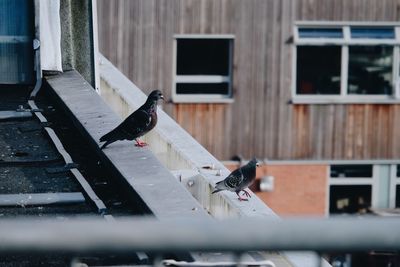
left=97, top=0, right=400, bottom=217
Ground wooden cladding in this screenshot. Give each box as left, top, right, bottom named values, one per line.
left=97, top=0, right=400, bottom=160
left=292, top=104, right=400, bottom=160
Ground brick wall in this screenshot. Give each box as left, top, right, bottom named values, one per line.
left=224, top=162, right=329, bottom=216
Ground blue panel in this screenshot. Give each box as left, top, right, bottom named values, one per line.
left=298, top=28, right=343, bottom=38
left=351, top=27, right=395, bottom=39
left=0, top=0, right=34, bottom=84
left=0, top=0, right=32, bottom=35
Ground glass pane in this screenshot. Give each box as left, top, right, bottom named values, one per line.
left=351, top=27, right=395, bottom=39
left=330, top=165, right=373, bottom=178
left=176, top=83, right=229, bottom=95
left=396, top=185, right=400, bottom=208
left=348, top=46, right=393, bottom=95
left=0, top=0, right=33, bottom=35
left=397, top=165, right=400, bottom=177
left=298, top=28, right=343, bottom=38
left=296, top=46, right=341, bottom=94
left=177, top=39, right=231, bottom=75
left=0, top=0, right=34, bottom=84
left=329, top=185, right=371, bottom=214
left=0, top=42, right=34, bottom=84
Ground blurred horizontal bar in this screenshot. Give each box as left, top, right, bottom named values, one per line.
left=0, top=217, right=397, bottom=253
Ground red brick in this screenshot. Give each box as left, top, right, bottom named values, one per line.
left=224, top=162, right=328, bottom=216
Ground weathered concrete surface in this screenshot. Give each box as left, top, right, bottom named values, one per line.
left=46, top=70, right=209, bottom=220
left=60, top=0, right=96, bottom=88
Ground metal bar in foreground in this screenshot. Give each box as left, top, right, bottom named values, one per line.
left=0, top=217, right=397, bottom=253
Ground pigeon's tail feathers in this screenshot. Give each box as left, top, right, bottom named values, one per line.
left=99, top=128, right=121, bottom=149
left=211, top=188, right=224, bottom=194
left=100, top=140, right=112, bottom=150
left=99, top=129, right=117, bottom=142
left=212, top=181, right=227, bottom=194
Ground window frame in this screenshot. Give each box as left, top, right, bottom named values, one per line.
left=328, top=163, right=400, bottom=215
left=389, top=164, right=400, bottom=208
left=172, top=34, right=235, bottom=103
left=292, top=22, right=400, bottom=104
left=328, top=164, right=377, bottom=215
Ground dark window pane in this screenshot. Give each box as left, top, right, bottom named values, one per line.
left=397, top=165, right=400, bottom=177
left=330, top=165, right=373, bottom=178
left=330, top=185, right=371, bottom=214
left=176, top=83, right=229, bottom=95
left=351, top=27, right=395, bottom=39
left=396, top=185, right=400, bottom=208
left=296, top=46, right=341, bottom=94
left=177, top=39, right=231, bottom=75
left=348, top=46, right=393, bottom=95
left=298, top=28, right=343, bottom=38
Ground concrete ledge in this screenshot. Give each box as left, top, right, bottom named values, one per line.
left=99, top=55, right=277, bottom=220
left=45, top=70, right=209, bottom=220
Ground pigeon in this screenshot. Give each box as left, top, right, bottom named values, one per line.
left=212, top=158, right=260, bottom=201
left=99, top=90, right=164, bottom=149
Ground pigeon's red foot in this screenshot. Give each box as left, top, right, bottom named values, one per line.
left=241, top=189, right=252, bottom=198
left=236, top=192, right=249, bottom=201
left=135, top=139, right=148, bottom=147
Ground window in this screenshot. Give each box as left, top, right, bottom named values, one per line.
left=297, top=46, right=341, bottom=94
left=397, top=164, right=400, bottom=177
left=293, top=23, right=400, bottom=103
left=348, top=46, right=393, bottom=95
left=173, top=35, right=234, bottom=103
left=395, top=165, right=400, bottom=208
left=330, top=185, right=372, bottom=214
left=329, top=164, right=400, bottom=214
left=329, top=165, right=373, bottom=214
left=330, top=165, right=373, bottom=178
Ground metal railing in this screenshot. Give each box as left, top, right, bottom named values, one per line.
left=0, top=217, right=398, bottom=254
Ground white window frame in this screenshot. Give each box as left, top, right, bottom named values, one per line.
left=328, top=164, right=377, bottom=215
left=389, top=164, right=400, bottom=208
left=292, top=21, right=400, bottom=104
left=172, top=34, right=234, bottom=103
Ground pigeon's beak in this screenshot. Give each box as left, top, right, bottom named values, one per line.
left=160, top=95, right=165, bottom=101
left=256, top=162, right=261, bottom=167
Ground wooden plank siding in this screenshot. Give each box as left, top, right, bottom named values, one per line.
left=97, top=0, right=400, bottom=160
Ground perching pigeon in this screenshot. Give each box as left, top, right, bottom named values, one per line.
left=212, top=158, right=260, bottom=201
left=99, top=90, right=164, bottom=149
